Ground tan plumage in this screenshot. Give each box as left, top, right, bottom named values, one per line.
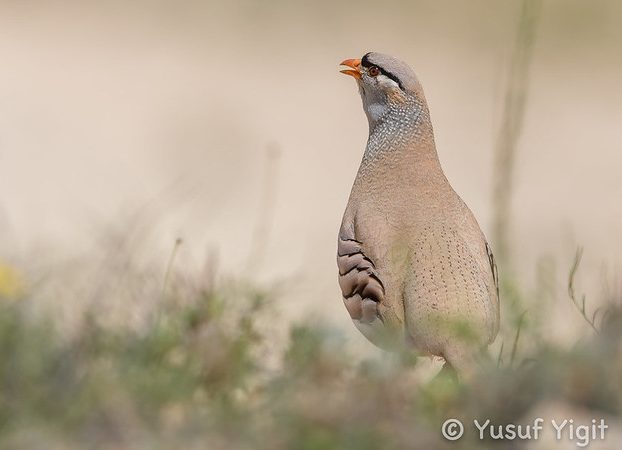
left=337, top=52, right=499, bottom=377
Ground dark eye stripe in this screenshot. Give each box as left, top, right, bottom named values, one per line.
left=361, top=53, right=374, bottom=68
left=361, top=53, right=404, bottom=90
left=377, top=68, right=403, bottom=90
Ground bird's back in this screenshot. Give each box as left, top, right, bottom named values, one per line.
left=400, top=192, right=499, bottom=357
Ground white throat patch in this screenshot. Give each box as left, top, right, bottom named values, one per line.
left=367, top=103, right=387, bottom=122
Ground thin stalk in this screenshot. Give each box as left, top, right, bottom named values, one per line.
left=162, top=237, right=183, bottom=298
left=492, top=0, right=542, bottom=268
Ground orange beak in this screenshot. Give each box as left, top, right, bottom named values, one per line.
left=340, top=58, right=362, bottom=79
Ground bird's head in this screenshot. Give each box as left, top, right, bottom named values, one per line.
left=340, top=52, right=425, bottom=130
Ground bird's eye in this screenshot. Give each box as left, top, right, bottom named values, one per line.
left=368, top=66, right=380, bottom=77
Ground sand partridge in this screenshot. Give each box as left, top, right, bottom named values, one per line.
left=337, top=52, right=499, bottom=377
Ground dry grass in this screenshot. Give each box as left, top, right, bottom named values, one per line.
left=0, top=249, right=620, bottom=450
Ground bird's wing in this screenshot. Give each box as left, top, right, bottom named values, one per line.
left=485, top=241, right=501, bottom=339
left=337, top=235, right=386, bottom=325
left=485, top=242, right=499, bottom=299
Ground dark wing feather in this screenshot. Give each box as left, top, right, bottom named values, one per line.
left=337, top=237, right=385, bottom=324
left=485, top=242, right=499, bottom=298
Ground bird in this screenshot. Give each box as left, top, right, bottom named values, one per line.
left=337, top=52, right=499, bottom=378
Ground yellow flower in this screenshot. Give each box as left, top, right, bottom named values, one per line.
left=0, top=261, right=24, bottom=299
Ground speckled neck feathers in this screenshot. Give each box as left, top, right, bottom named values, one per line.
left=359, top=94, right=442, bottom=178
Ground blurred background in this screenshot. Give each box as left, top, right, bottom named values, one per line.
left=1, top=1, right=622, bottom=448
left=1, top=0, right=621, bottom=341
